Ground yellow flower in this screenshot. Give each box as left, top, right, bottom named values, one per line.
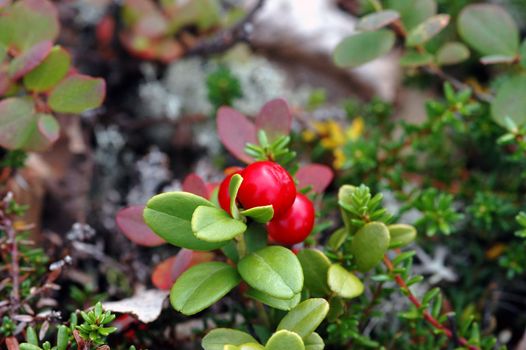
left=485, top=243, right=506, bottom=260
left=333, top=148, right=346, bottom=169
left=302, top=129, right=316, bottom=142
left=346, top=116, right=364, bottom=141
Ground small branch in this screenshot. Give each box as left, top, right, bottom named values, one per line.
left=186, top=0, right=266, bottom=56
left=383, top=255, right=479, bottom=350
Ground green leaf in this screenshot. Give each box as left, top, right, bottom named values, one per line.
left=297, top=249, right=331, bottom=296
left=520, top=40, right=526, bottom=69
left=239, top=344, right=265, bottom=350
left=48, top=74, right=105, bottom=114
left=192, top=205, right=246, bottom=242
left=387, top=0, right=436, bottom=30
left=327, top=227, right=348, bottom=250
left=245, top=224, right=268, bottom=254
left=357, top=10, right=400, bottom=31
left=406, top=14, right=449, bottom=46
left=388, top=224, right=417, bottom=248
left=144, top=192, right=227, bottom=250
left=229, top=173, right=243, bottom=219
left=491, top=74, right=526, bottom=127
left=0, top=98, right=58, bottom=151
left=202, top=328, right=258, bottom=350
left=246, top=288, right=300, bottom=311
left=170, top=262, right=241, bottom=315
left=327, top=264, right=364, bottom=299
left=399, top=51, right=434, bottom=67
left=436, top=42, right=470, bottom=65
left=337, top=185, right=356, bottom=210
left=458, top=4, right=519, bottom=56
left=240, top=205, right=274, bottom=223
left=277, top=298, right=329, bottom=339
left=350, top=222, right=390, bottom=272
left=26, top=326, right=38, bottom=345
left=8, top=40, right=52, bottom=79
left=304, top=333, right=324, bottom=350
left=238, top=246, right=303, bottom=299
left=24, top=46, right=71, bottom=92
left=266, top=330, right=305, bottom=350
left=333, top=30, right=395, bottom=68
left=19, top=344, right=42, bottom=350
left=327, top=296, right=345, bottom=322
left=0, top=0, right=59, bottom=51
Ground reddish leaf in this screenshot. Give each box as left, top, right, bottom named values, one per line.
left=116, top=205, right=165, bottom=247
left=151, top=249, right=214, bottom=290
left=296, top=164, right=334, bottom=194
left=182, top=173, right=210, bottom=199
left=48, top=74, right=106, bottom=114
left=8, top=40, right=52, bottom=79
left=217, top=106, right=257, bottom=163
left=96, top=16, right=116, bottom=47
left=5, top=337, right=18, bottom=350
left=0, top=72, right=10, bottom=95
left=255, top=98, right=292, bottom=141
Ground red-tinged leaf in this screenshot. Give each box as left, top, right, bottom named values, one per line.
left=5, top=336, right=18, bottom=350
left=23, top=46, right=71, bottom=92
left=0, top=97, right=34, bottom=150
left=0, top=73, right=10, bottom=95
left=182, top=173, right=210, bottom=199
left=151, top=249, right=214, bottom=290
left=217, top=106, right=257, bottom=163
left=296, top=164, right=334, bottom=194
left=116, top=205, right=165, bottom=247
left=37, top=114, right=59, bottom=143
left=96, top=16, right=116, bottom=47
left=0, top=0, right=59, bottom=51
left=8, top=40, right=52, bottom=80
left=255, top=98, right=292, bottom=141
left=48, top=74, right=106, bottom=114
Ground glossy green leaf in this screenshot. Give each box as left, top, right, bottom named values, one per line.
left=399, top=51, right=434, bottom=67
left=0, top=0, right=59, bottom=51
left=387, top=0, right=436, bottom=30
left=406, top=14, right=449, bottom=46
left=297, top=249, right=331, bottom=296
left=8, top=40, right=52, bottom=79
left=19, top=344, right=42, bottom=350
left=245, top=224, right=268, bottom=254
left=334, top=30, right=395, bottom=68
left=350, top=222, right=390, bottom=272
left=388, top=224, right=417, bottom=248
left=436, top=42, right=470, bottom=65
left=266, top=330, right=305, bottom=350
left=357, top=10, right=400, bottom=31
left=48, top=74, right=105, bottom=114
left=337, top=184, right=356, bottom=210
left=520, top=40, right=526, bottom=69
left=24, top=46, right=71, bottom=92
left=239, top=343, right=265, bottom=350
left=202, top=328, right=258, bottom=350
left=229, top=173, right=243, bottom=218
left=246, top=288, right=300, bottom=311
left=277, top=298, right=329, bottom=339
left=192, top=205, right=246, bottom=242
left=144, top=192, right=227, bottom=250
left=238, top=246, right=303, bottom=299
left=170, top=262, right=240, bottom=315
left=458, top=4, right=519, bottom=56
left=304, top=333, right=324, bottom=350
left=327, top=264, right=364, bottom=299
left=491, top=74, right=526, bottom=127
left=240, top=205, right=274, bottom=223
left=327, top=227, right=348, bottom=250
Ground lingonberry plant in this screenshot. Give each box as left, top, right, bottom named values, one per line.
left=0, top=0, right=105, bottom=154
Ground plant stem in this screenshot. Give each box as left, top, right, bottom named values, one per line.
left=236, top=233, right=247, bottom=259
left=383, top=255, right=479, bottom=350
left=2, top=211, right=19, bottom=315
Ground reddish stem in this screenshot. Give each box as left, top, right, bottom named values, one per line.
left=383, top=256, right=479, bottom=350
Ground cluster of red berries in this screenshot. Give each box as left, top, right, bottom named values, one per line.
left=218, top=161, right=315, bottom=245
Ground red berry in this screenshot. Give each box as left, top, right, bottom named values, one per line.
left=218, top=171, right=243, bottom=215
left=237, top=161, right=296, bottom=218
left=267, top=193, right=315, bottom=245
